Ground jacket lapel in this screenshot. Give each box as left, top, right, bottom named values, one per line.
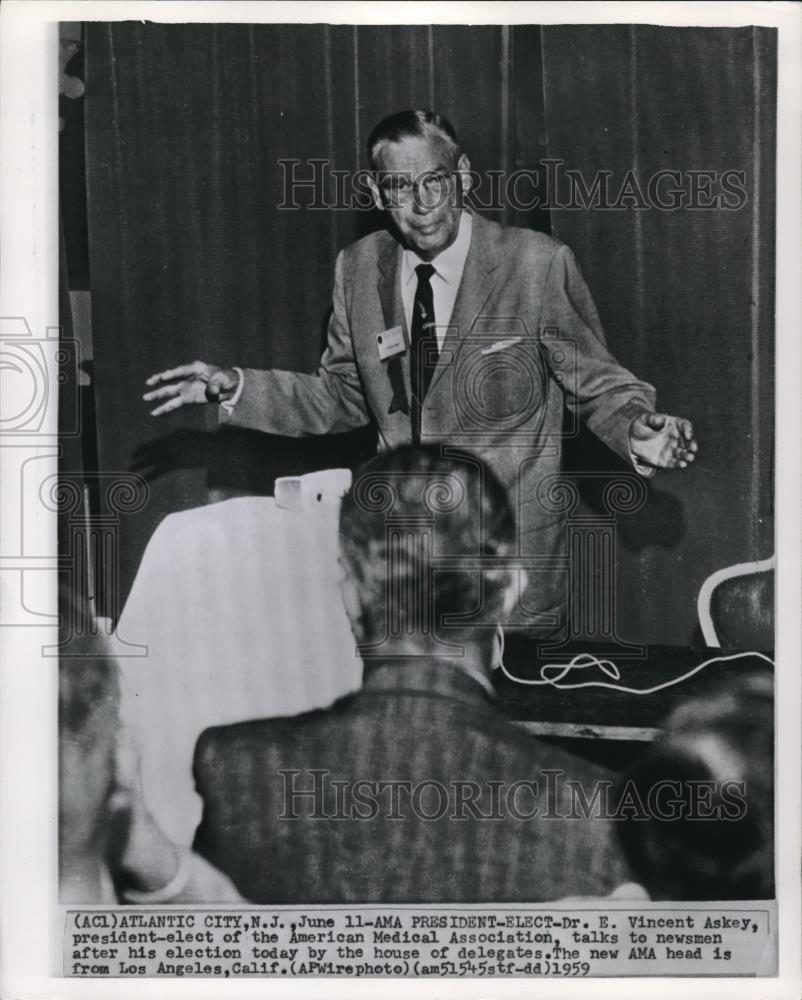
left=377, top=237, right=403, bottom=330
left=377, top=238, right=411, bottom=415
left=375, top=214, right=502, bottom=412
left=428, top=212, right=501, bottom=397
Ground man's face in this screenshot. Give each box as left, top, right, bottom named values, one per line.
left=371, top=133, right=470, bottom=261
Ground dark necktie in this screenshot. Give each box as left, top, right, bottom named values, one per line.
left=410, top=263, right=437, bottom=444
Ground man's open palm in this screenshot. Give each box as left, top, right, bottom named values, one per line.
left=629, top=412, right=698, bottom=469
left=143, top=361, right=238, bottom=416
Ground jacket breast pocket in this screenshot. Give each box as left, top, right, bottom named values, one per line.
left=448, top=333, right=549, bottom=437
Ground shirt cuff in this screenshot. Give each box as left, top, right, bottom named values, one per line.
left=219, top=367, right=244, bottom=414
left=627, top=414, right=657, bottom=479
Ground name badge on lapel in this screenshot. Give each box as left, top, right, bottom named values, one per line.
left=376, top=325, right=406, bottom=362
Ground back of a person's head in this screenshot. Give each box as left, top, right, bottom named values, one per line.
left=58, top=592, right=121, bottom=901
left=619, top=670, right=774, bottom=900
left=338, top=445, right=516, bottom=648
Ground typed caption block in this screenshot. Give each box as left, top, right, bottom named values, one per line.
left=63, top=904, right=776, bottom=978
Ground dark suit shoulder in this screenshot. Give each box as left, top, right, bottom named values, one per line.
left=195, top=684, right=615, bottom=790
left=194, top=690, right=359, bottom=769
left=193, top=683, right=632, bottom=902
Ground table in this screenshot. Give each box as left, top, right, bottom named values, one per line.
left=498, top=639, right=773, bottom=769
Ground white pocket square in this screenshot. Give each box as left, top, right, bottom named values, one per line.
left=479, top=336, right=523, bottom=355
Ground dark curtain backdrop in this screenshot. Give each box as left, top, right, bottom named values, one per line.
left=540, top=26, right=775, bottom=644
left=82, top=23, right=775, bottom=643
left=84, top=23, right=513, bottom=618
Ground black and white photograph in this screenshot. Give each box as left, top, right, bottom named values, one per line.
left=1, top=1, right=800, bottom=994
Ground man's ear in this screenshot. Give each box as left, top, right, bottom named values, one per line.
left=366, top=174, right=384, bottom=213
left=338, top=568, right=366, bottom=642
left=483, top=563, right=522, bottom=621
left=456, top=153, right=472, bottom=197
left=500, top=566, right=524, bottom=619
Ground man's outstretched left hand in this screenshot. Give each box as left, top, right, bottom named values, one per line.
left=629, top=412, right=698, bottom=469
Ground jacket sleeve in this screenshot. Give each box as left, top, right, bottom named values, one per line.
left=218, top=251, right=371, bottom=436
left=539, top=243, right=656, bottom=469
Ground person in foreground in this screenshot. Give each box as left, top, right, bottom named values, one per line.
left=59, top=606, right=242, bottom=904
left=618, top=669, right=774, bottom=901
left=191, top=445, right=638, bottom=903
left=143, top=109, right=698, bottom=632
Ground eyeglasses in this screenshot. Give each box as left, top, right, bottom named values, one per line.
left=377, top=170, right=456, bottom=207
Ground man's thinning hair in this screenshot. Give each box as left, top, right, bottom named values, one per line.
left=367, top=110, right=461, bottom=170
left=338, top=445, right=515, bottom=645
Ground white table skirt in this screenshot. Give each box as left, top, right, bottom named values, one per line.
left=116, top=496, right=362, bottom=844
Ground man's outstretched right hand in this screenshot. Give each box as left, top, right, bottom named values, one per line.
left=143, top=361, right=239, bottom=416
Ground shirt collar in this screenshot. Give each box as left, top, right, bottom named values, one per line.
left=362, top=655, right=497, bottom=706
left=402, top=210, right=473, bottom=287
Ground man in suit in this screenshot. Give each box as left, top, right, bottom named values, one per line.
left=192, top=444, right=638, bottom=902
left=144, top=109, right=697, bottom=631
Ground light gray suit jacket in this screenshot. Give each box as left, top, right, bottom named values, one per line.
left=221, top=213, right=656, bottom=628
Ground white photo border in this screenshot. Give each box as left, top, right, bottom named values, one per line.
left=1, top=2, right=799, bottom=998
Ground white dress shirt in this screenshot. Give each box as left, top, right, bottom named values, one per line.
left=401, top=210, right=473, bottom=351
